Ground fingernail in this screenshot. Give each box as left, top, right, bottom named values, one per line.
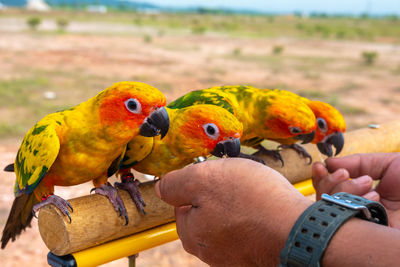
left=331, top=169, right=346, bottom=181
left=353, top=175, right=372, bottom=185
left=154, top=181, right=161, bottom=198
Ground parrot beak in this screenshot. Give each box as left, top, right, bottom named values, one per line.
left=317, top=132, right=345, bottom=157
left=139, top=107, right=170, bottom=139
left=211, top=137, right=241, bottom=158
left=294, top=130, right=315, bottom=144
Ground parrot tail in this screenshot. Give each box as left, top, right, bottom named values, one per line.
left=3, top=163, right=14, bottom=172
left=1, top=193, right=38, bottom=249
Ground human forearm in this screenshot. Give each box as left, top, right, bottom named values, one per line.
left=322, top=218, right=400, bottom=267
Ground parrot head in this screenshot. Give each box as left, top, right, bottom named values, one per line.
left=307, top=101, right=346, bottom=157
left=169, top=105, right=243, bottom=159
left=97, top=81, right=169, bottom=142
left=263, top=96, right=316, bottom=143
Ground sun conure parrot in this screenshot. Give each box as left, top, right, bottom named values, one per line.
left=167, top=85, right=317, bottom=165
left=1, top=81, right=170, bottom=249
left=263, top=90, right=346, bottom=158
left=116, top=104, right=243, bottom=213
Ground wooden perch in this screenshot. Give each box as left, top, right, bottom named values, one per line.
left=255, top=121, right=400, bottom=183
left=38, top=181, right=174, bottom=256
left=38, top=121, right=400, bottom=256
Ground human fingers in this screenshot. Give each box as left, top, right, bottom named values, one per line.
left=311, top=162, right=329, bottom=191
left=174, top=206, right=200, bottom=256
left=325, top=153, right=400, bottom=179
left=362, top=191, right=380, bottom=202
left=312, top=162, right=351, bottom=200
left=155, top=163, right=209, bottom=207
left=327, top=175, right=373, bottom=198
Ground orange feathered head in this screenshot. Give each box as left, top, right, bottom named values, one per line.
left=97, top=81, right=169, bottom=141
left=307, top=101, right=346, bottom=156
left=168, top=105, right=243, bottom=158
left=262, top=95, right=317, bottom=143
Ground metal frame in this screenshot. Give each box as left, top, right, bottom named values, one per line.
left=47, top=179, right=315, bottom=267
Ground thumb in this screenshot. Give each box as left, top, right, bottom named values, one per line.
left=154, top=167, right=197, bottom=207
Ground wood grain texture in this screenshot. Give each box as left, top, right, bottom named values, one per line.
left=38, top=181, right=174, bottom=255
left=38, top=121, right=400, bottom=256
left=255, top=121, right=400, bottom=183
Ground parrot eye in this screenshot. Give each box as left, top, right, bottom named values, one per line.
left=289, top=126, right=302, bottom=134
left=203, top=123, right=220, bottom=140
left=124, top=98, right=142, bottom=114
left=317, top=118, right=328, bottom=133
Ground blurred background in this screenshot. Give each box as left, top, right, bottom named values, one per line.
left=0, top=0, right=399, bottom=266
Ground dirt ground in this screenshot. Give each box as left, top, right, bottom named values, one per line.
left=0, top=15, right=400, bottom=266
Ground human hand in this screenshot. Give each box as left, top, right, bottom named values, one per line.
left=155, top=158, right=311, bottom=266
left=312, top=153, right=400, bottom=228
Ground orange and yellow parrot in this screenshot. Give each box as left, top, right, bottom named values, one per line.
left=114, top=104, right=242, bottom=214
left=266, top=90, right=346, bottom=158
left=1, top=81, right=169, bottom=249
left=167, top=85, right=317, bottom=165
left=118, top=104, right=243, bottom=181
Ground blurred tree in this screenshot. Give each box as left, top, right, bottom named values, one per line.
left=27, top=17, right=41, bottom=31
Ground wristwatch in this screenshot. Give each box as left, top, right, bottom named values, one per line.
left=279, top=192, right=388, bottom=267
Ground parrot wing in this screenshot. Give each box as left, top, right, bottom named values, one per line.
left=14, top=119, right=60, bottom=196
left=168, top=90, right=235, bottom=114
left=107, top=145, right=127, bottom=177
left=119, top=135, right=155, bottom=170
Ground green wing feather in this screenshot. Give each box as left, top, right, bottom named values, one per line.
left=168, top=89, right=235, bottom=114
left=14, top=119, right=60, bottom=196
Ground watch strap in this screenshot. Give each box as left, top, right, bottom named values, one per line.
left=279, top=192, right=388, bottom=267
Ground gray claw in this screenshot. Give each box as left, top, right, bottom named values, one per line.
left=93, top=184, right=129, bottom=225
left=115, top=173, right=147, bottom=215
left=32, top=195, right=73, bottom=223
left=278, top=144, right=313, bottom=164
left=255, top=145, right=284, bottom=167
left=237, top=152, right=266, bottom=165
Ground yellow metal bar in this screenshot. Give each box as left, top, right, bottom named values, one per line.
left=294, top=178, right=315, bottom=196
left=72, top=222, right=178, bottom=267
left=72, top=179, right=314, bottom=267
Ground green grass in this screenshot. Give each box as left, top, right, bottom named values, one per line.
left=325, top=94, right=368, bottom=115
left=3, top=9, right=400, bottom=42
left=297, top=90, right=327, bottom=99
left=335, top=81, right=362, bottom=92
left=0, top=77, right=50, bottom=107
left=0, top=69, right=124, bottom=138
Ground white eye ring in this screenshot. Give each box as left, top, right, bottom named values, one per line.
left=124, top=98, right=142, bottom=114
left=289, top=126, right=302, bottom=134
left=317, top=118, right=328, bottom=133
left=203, top=123, right=219, bottom=140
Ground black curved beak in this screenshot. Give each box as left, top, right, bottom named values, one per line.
left=294, top=130, right=315, bottom=144
left=211, top=138, right=241, bottom=158
left=317, top=132, right=345, bottom=157
left=139, top=107, right=170, bottom=139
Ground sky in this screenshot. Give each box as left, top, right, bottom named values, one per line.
left=144, top=0, right=400, bottom=15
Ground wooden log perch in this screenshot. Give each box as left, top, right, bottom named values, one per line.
left=255, top=121, right=400, bottom=183
left=38, top=181, right=174, bottom=256
left=38, top=121, right=400, bottom=256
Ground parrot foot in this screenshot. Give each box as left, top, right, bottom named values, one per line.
left=115, top=173, right=146, bottom=215
left=91, top=183, right=129, bottom=225
left=254, top=145, right=284, bottom=167
left=278, top=144, right=312, bottom=164
left=32, top=194, right=73, bottom=223
left=237, top=152, right=266, bottom=165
